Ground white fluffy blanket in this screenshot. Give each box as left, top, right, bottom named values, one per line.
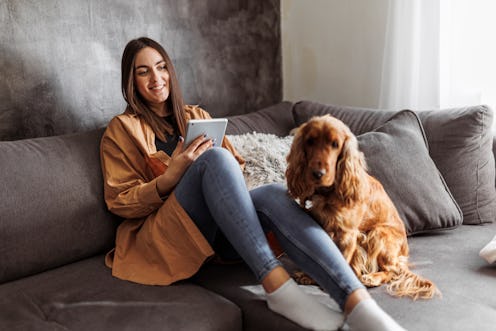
left=226, top=133, right=293, bottom=190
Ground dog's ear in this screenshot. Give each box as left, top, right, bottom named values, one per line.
left=286, top=124, right=313, bottom=206
left=335, top=132, right=368, bottom=205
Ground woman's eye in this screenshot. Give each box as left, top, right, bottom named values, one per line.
left=159, top=65, right=167, bottom=71
left=136, top=70, right=148, bottom=76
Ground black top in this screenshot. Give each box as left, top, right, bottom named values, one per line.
left=155, top=115, right=179, bottom=156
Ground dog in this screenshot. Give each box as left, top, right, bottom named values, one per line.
left=285, top=114, right=439, bottom=300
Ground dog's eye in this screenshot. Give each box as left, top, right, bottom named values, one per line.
left=330, top=140, right=339, bottom=149
left=306, top=138, right=315, bottom=146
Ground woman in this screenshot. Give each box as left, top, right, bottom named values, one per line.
left=100, top=37, right=405, bottom=331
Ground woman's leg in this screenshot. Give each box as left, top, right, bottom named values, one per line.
left=174, top=148, right=343, bottom=330
left=174, top=147, right=281, bottom=281
left=251, top=183, right=406, bottom=331
left=250, top=183, right=364, bottom=309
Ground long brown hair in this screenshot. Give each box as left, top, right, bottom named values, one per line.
left=121, top=37, right=186, bottom=141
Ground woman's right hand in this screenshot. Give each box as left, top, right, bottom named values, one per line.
left=155, top=134, right=213, bottom=197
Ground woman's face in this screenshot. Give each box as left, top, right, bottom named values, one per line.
left=134, top=47, right=170, bottom=116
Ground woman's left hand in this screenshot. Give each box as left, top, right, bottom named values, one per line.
left=155, top=134, right=213, bottom=196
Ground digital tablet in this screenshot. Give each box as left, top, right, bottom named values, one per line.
left=184, top=118, right=228, bottom=148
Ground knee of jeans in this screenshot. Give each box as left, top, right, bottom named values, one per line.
left=201, top=147, right=236, bottom=165
left=250, top=183, right=286, bottom=208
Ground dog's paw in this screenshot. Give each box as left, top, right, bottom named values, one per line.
left=292, top=271, right=318, bottom=285
left=360, top=273, right=383, bottom=287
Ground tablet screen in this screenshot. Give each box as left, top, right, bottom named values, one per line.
left=184, top=118, right=228, bottom=148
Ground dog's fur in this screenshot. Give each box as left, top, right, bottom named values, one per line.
left=286, top=115, right=439, bottom=300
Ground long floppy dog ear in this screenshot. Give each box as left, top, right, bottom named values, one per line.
left=286, top=124, right=313, bottom=207
left=335, top=131, right=368, bottom=205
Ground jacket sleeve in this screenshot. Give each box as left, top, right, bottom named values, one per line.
left=100, top=118, right=163, bottom=219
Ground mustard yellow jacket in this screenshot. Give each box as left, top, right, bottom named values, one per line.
left=100, top=105, right=245, bottom=285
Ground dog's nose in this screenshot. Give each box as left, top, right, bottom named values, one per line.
left=312, top=169, right=326, bottom=180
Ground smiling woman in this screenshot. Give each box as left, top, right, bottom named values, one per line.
left=120, top=37, right=187, bottom=142
left=133, top=48, right=171, bottom=116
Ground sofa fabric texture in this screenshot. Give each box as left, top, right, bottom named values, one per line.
left=0, top=129, right=117, bottom=284
left=226, top=101, right=296, bottom=136
left=293, top=101, right=496, bottom=226
left=417, top=105, right=496, bottom=225
left=0, top=256, right=241, bottom=331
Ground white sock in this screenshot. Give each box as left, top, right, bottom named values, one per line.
left=266, top=278, right=344, bottom=331
left=479, top=235, right=496, bottom=264
left=346, top=299, right=406, bottom=331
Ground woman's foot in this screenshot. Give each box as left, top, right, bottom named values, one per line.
left=345, top=298, right=406, bottom=331
left=266, top=278, right=344, bottom=331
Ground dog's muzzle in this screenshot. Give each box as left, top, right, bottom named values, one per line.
left=312, top=169, right=326, bottom=180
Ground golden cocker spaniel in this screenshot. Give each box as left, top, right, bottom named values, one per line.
left=286, top=114, right=438, bottom=300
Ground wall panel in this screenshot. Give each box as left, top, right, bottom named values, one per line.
left=0, top=0, right=281, bottom=140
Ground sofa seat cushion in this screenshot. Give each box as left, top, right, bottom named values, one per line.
left=368, top=221, right=496, bottom=331
left=193, top=263, right=307, bottom=331
left=0, top=255, right=241, bottom=331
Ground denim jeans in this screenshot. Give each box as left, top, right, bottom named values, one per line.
left=250, top=183, right=365, bottom=309
left=175, top=148, right=282, bottom=281
left=174, top=148, right=364, bottom=310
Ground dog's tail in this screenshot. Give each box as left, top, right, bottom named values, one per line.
left=387, top=260, right=440, bottom=300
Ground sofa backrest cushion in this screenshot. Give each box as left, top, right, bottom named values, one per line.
left=293, top=101, right=496, bottom=226
left=0, top=129, right=118, bottom=284
left=357, top=110, right=462, bottom=234
left=416, top=106, right=496, bottom=224
left=226, top=102, right=295, bottom=136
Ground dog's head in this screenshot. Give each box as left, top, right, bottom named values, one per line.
left=286, top=114, right=367, bottom=206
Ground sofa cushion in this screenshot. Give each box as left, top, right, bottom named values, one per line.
left=194, top=262, right=307, bottom=331
left=293, top=101, right=393, bottom=135
left=293, top=101, right=496, bottom=225
left=416, top=106, right=496, bottom=224
left=369, top=222, right=496, bottom=331
left=0, top=255, right=241, bottom=331
left=0, top=129, right=118, bottom=284
left=357, top=110, right=462, bottom=234
left=226, top=101, right=295, bottom=136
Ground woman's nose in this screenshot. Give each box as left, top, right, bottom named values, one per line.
left=150, top=69, right=160, bottom=82
left=150, top=70, right=158, bottom=82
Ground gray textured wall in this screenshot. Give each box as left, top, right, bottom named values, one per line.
left=0, top=0, right=281, bottom=140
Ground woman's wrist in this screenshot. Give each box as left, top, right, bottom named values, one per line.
left=155, top=171, right=177, bottom=198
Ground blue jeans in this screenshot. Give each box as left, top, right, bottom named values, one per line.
left=175, top=148, right=364, bottom=310
left=250, top=183, right=365, bottom=309
left=175, top=148, right=282, bottom=280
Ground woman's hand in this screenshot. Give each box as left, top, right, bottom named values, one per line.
left=156, top=134, right=213, bottom=197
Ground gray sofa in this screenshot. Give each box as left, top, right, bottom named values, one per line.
left=1, top=101, right=496, bottom=331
